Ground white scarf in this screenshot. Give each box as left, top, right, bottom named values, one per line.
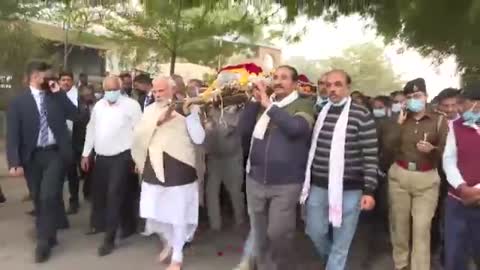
left=300, top=97, right=352, bottom=227
left=246, top=91, right=299, bottom=173
left=131, top=102, right=197, bottom=182
left=252, top=91, right=299, bottom=140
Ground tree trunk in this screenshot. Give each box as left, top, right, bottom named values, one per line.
left=63, top=30, right=69, bottom=69
left=63, top=18, right=69, bottom=70
left=169, top=0, right=182, bottom=76
left=169, top=50, right=176, bottom=75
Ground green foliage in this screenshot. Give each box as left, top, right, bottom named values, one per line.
left=0, top=20, right=50, bottom=109
left=287, top=43, right=403, bottom=96
left=34, top=0, right=104, bottom=69
left=272, top=0, right=480, bottom=76
left=105, top=0, right=273, bottom=74
left=0, top=21, right=48, bottom=83
left=0, top=0, right=39, bottom=20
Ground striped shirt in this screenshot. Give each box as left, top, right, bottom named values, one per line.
left=311, top=103, right=379, bottom=195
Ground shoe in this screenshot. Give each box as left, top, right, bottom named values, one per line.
left=48, top=238, right=58, bottom=248
left=98, top=242, right=115, bottom=257
left=86, top=228, right=101, bottom=236
left=120, top=229, right=136, bottom=239
left=66, top=203, right=79, bottom=215
left=0, top=191, right=6, bottom=203
left=35, top=246, right=51, bottom=263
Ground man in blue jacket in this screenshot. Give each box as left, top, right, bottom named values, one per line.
left=239, top=65, right=315, bottom=270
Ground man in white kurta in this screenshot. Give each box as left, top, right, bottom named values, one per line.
left=131, top=76, right=204, bottom=270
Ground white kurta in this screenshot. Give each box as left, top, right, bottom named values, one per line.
left=140, top=181, right=199, bottom=243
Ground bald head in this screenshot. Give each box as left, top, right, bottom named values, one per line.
left=152, top=76, right=176, bottom=102
left=103, top=75, right=121, bottom=91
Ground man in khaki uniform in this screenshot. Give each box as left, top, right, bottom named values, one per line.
left=388, top=78, right=449, bottom=270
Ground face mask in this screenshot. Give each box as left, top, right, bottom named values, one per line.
left=392, top=103, right=402, bottom=113
left=462, top=111, right=480, bottom=125
left=330, top=97, right=348, bottom=107
left=373, top=108, right=386, bottom=118
left=104, top=90, right=121, bottom=103
left=316, top=96, right=325, bottom=106
left=406, top=98, right=425, bottom=113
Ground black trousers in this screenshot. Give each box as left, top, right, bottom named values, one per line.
left=90, top=150, right=135, bottom=243
left=121, top=171, right=140, bottom=235
left=67, top=152, right=81, bottom=205
left=25, top=148, right=67, bottom=247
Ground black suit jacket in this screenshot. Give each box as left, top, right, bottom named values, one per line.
left=72, top=98, right=93, bottom=155
left=137, top=93, right=155, bottom=112
left=6, top=89, right=78, bottom=168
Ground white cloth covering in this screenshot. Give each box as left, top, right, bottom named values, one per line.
left=252, top=91, right=299, bottom=140
left=246, top=91, right=300, bottom=173
left=140, top=181, right=199, bottom=262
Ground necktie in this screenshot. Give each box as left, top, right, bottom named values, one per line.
left=38, top=92, right=49, bottom=146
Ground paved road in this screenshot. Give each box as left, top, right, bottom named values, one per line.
left=0, top=151, right=397, bottom=270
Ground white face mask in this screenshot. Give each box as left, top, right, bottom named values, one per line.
left=392, top=103, right=402, bottom=113
left=330, top=97, right=348, bottom=107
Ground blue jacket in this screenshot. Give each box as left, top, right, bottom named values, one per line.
left=239, top=98, right=315, bottom=185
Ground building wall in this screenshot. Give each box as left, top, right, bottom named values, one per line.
left=244, top=46, right=282, bottom=72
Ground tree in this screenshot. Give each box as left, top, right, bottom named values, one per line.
left=104, top=0, right=280, bottom=74
left=287, top=43, right=403, bottom=96
left=0, top=20, right=51, bottom=109
left=285, top=56, right=323, bottom=82
left=34, top=0, right=104, bottom=69
left=269, top=0, right=480, bottom=83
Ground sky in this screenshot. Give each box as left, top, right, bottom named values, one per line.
left=275, top=15, right=461, bottom=98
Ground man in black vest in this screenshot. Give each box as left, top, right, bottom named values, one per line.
left=6, top=61, right=77, bottom=263
left=133, top=73, right=153, bottom=111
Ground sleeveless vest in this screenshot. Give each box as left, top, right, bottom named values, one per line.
left=448, top=119, right=480, bottom=197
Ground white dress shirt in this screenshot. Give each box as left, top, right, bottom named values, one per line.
left=443, top=121, right=480, bottom=189
left=66, top=86, right=78, bottom=132
left=82, top=95, right=142, bottom=157
left=30, top=87, right=56, bottom=146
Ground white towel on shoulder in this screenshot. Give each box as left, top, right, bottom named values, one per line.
left=300, top=97, right=352, bottom=227
left=246, top=91, right=299, bottom=173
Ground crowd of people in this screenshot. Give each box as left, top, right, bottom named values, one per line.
left=3, top=60, right=480, bottom=270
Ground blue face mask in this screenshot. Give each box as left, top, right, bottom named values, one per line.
left=104, top=90, right=121, bottom=103
left=462, top=111, right=480, bottom=125
left=373, top=108, right=386, bottom=118
left=406, top=98, right=425, bottom=113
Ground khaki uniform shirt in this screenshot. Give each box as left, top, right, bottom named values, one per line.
left=393, top=110, right=449, bottom=168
